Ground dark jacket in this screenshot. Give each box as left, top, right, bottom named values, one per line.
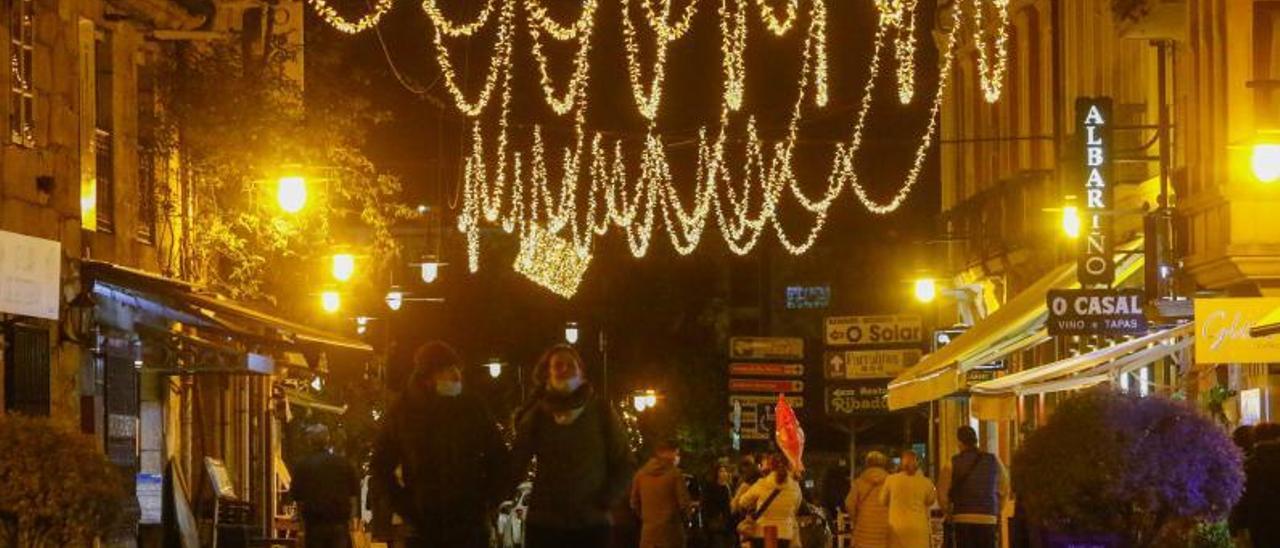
left=630, top=457, right=691, bottom=548
left=944, top=449, right=1003, bottom=517
left=512, top=386, right=633, bottom=530
left=1245, top=440, right=1280, bottom=546
left=291, top=449, right=359, bottom=523
left=370, top=387, right=508, bottom=544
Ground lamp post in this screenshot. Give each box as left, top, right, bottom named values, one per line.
left=1252, top=142, right=1280, bottom=183
left=276, top=175, right=307, bottom=213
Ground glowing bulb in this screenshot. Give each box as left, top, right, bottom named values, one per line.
left=1062, top=205, right=1081, bottom=238
left=914, top=278, right=936, bottom=303
left=1251, top=143, right=1280, bottom=183
left=486, top=361, right=502, bottom=378
left=564, top=322, right=580, bottom=344
left=332, top=254, right=355, bottom=282
left=633, top=396, right=647, bottom=412
left=311, top=376, right=323, bottom=391
left=321, top=291, right=340, bottom=313
left=277, top=176, right=307, bottom=213
left=420, top=262, right=440, bottom=284
left=385, top=290, right=404, bottom=311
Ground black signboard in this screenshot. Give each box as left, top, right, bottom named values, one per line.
left=825, top=381, right=889, bottom=417
left=1077, top=97, right=1115, bottom=286
left=1047, top=288, right=1148, bottom=335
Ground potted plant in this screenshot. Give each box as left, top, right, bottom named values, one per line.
left=0, top=415, right=124, bottom=546
left=1012, top=389, right=1243, bottom=547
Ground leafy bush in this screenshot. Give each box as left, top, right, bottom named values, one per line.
left=1012, top=389, right=1244, bottom=548
left=0, top=415, right=124, bottom=546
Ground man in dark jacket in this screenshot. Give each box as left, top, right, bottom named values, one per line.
left=631, top=438, right=692, bottom=548
left=936, top=426, right=1009, bottom=548
left=512, top=344, right=633, bottom=547
left=370, top=341, right=509, bottom=548
left=291, top=424, right=359, bottom=548
left=1245, top=423, right=1280, bottom=547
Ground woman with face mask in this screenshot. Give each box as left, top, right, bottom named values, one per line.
left=370, top=341, right=510, bottom=547
left=511, top=344, right=634, bottom=547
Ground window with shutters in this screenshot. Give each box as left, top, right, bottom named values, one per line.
left=4, top=324, right=50, bottom=416
left=8, top=0, right=34, bottom=146
left=136, top=58, right=157, bottom=244
left=95, top=31, right=115, bottom=233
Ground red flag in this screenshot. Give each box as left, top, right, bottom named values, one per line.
left=774, top=393, right=805, bottom=472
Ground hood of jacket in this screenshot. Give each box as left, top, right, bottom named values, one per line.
left=641, top=456, right=677, bottom=476
left=857, top=466, right=889, bottom=486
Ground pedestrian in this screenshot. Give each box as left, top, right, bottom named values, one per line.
left=290, top=424, right=359, bottom=548
left=630, top=438, right=693, bottom=548
left=512, top=344, right=633, bottom=548
left=370, top=341, right=509, bottom=548
left=1245, top=422, right=1280, bottom=547
left=732, top=456, right=762, bottom=514
left=845, top=451, right=891, bottom=548
left=822, top=458, right=851, bottom=520
left=880, top=450, right=935, bottom=548
left=735, top=453, right=803, bottom=548
left=936, top=426, right=1009, bottom=548
left=1230, top=424, right=1256, bottom=546
left=701, top=463, right=736, bottom=548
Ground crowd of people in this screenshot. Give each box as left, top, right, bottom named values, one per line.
left=283, top=340, right=1039, bottom=548
left=1230, top=422, right=1280, bottom=548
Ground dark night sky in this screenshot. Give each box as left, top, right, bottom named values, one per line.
left=306, top=0, right=942, bottom=452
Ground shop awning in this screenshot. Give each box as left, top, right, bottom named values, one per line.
left=887, top=239, right=1145, bottom=410
left=83, top=261, right=373, bottom=356
left=970, top=322, right=1193, bottom=395
left=1250, top=305, right=1280, bottom=338
left=283, top=388, right=347, bottom=415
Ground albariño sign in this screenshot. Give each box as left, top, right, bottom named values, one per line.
left=1047, top=288, right=1148, bottom=335
left=1077, top=97, right=1115, bottom=286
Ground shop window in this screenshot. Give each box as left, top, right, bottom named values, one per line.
left=8, top=0, right=34, bottom=146
left=4, top=324, right=50, bottom=416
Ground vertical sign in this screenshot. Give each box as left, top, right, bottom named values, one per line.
left=1077, top=97, right=1114, bottom=286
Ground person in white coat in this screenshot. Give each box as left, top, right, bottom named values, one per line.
left=735, top=454, right=803, bottom=548
left=880, top=450, right=936, bottom=548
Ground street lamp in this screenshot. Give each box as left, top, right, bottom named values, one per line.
left=321, top=290, right=341, bottom=313
left=419, top=262, right=441, bottom=284
left=564, top=322, right=580, bottom=345
left=332, top=253, right=355, bottom=282
left=385, top=288, right=404, bottom=311
left=633, top=389, right=658, bottom=412
left=277, top=176, right=307, bottom=213
left=355, top=316, right=371, bottom=335
left=1062, top=204, right=1082, bottom=238
left=485, top=359, right=503, bottom=379
left=1251, top=143, right=1280, bottom=183
left=914, top=278, right=937, bottom=303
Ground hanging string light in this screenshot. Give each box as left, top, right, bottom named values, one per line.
left=308, top=0, right=394, bottom=33
left=417, top=0, right=992, bottom=286
left=424, top=0, right=515, bottom=116
left=755, top=0, right=800, bottom=35
left=970, top=0, right=1010, bottom=102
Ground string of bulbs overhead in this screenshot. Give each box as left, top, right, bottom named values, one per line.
left=306, top=0, right=1009, bottom=297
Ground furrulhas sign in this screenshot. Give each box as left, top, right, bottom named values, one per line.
left=1047, top=288, right=1148, bottom=335
left=825, top=381, right=889, bottom=417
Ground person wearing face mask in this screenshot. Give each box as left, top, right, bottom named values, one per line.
left=630, top=438, right=692, bottom=548
left=512, top=344, right=634, bottom=547
left=370, top=341, right=509, bottom=547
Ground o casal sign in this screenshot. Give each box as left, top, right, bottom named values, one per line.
left=1046, top=288, right=1147, bottom=335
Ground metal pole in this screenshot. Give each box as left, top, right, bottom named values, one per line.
left=600, top=330, right=609, bottom=402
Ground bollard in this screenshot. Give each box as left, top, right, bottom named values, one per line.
left=764, top=524, right=778, bottom=548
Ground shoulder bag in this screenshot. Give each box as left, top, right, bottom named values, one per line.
left=736, top=487, right=783, bottom=538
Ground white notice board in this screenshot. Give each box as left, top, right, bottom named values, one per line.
left=0, top=230, right=60, bottom=319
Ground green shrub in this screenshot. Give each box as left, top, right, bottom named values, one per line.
left=0, top=415, right=124, bottom=546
